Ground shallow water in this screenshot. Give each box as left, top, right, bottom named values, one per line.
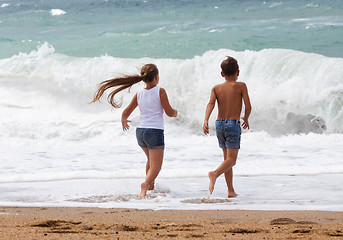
left=1, top=174, right=342, bottom=210
left=0, top=133, right=342, bottom=210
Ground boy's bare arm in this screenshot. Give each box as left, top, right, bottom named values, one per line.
left=241, top=83, right=252, bottom=129
left=203, top=87, right=216, bottom=135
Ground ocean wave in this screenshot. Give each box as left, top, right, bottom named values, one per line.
left=0, top=38, right=15, bottom=42
left=0, top=43, right=343, bottom=142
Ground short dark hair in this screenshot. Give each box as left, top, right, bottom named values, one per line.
left=221, top=56, right=239, bottom=76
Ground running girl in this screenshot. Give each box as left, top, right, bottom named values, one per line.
left=91, top=64, right=177, bottom=197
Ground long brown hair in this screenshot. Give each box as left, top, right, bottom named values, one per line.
left=91, top=64, right=159, bottom=108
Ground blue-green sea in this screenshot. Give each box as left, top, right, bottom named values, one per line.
left=1, top=0, right=343, bottom=58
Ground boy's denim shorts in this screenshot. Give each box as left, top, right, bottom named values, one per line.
left=136, top=128, right=165, bottom=149
left=215, top=119, right=241, bottom=149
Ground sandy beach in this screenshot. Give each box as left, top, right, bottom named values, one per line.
left=0, top=207, right=342, bottom=239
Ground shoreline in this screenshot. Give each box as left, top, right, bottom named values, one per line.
left=1, top=207, right=342, bottom=239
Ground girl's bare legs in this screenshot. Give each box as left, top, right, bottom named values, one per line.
left=209, top=148, right=239, bottom=195
left=141, top=147, right=155, bottom=190
left=139, top=148, right=164, bottom=197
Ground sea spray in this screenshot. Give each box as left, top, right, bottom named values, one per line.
left=1, top=44, right=342, bottom=145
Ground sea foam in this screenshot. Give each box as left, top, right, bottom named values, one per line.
left=50, top=9, right=66, bottom=16
left=0, top=43, right=342, bottom=146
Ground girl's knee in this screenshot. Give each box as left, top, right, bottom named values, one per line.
left=225, top=158, right=236, bottom=166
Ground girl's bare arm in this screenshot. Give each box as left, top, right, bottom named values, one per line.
left=121, top=93, right=138, bottom=131
left=160, top=88, right=177, bottom=117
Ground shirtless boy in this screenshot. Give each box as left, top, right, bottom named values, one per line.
left=203, top=56, right=252, bottom=198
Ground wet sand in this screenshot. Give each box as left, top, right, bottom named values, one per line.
left=0, top=207, right=342, bottom=239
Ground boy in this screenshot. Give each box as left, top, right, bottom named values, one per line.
left=203, top=56, right=251, bottom=198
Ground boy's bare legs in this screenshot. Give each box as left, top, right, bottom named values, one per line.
left=225, top=168, right=238, bottom=197
left=209, top=148, right=239, bottom=195
left=141, top=147, right=155, bottom=190
left=222, top=148, right=238, bottom=197
left=139, top=148, right=164, bottom=197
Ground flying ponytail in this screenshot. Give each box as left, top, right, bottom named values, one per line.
left=91, top=64, right=159, bottom=108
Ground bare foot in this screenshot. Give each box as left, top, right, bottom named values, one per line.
left=148, top=182, right=155, bottom=191
left=228, top=191, right=238, bottom=198
left=208, top=171, right=217, bottom=194
left=139, top=182, right=147, bottom=198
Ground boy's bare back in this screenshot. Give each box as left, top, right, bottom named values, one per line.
left=214, top=81, right=247, bottom=120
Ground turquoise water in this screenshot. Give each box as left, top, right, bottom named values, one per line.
left=1, top=0, right=343, bottom=58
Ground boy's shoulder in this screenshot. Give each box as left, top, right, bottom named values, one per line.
left=213, top=81, right=246, bottom=89
left=236, top=81, right=247, bottom=88
left=231, top=81, right=246, bottom=86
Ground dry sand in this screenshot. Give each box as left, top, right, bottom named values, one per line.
left=0, top=207, right=342, bottom=239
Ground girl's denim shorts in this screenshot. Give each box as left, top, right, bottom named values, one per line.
left=215, top=119, right=241, bottom=149
left=136, top=128, right=165, bottom=149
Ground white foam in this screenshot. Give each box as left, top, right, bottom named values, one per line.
left=50, top=9, right=66, bottom=16
left=269, top=2, right=283, bottom=8
left=1, top=43, right=343, bottom=148
left=0, top=132, right=342, bottom=183
left=0, top=175, right=342, bottom=210
left=1, top=3, right=10, bottom=8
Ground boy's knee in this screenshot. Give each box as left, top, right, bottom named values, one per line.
left=152, top=166, right=162, bottom=172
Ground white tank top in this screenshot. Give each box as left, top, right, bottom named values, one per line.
left=137, top=86, right=164, bottom=130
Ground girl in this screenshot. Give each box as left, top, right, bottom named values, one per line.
left=91, top=64, right=177, bottom=197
